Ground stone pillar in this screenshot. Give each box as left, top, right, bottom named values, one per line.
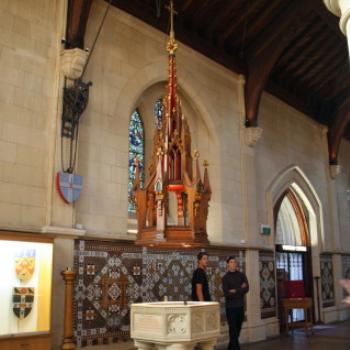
left=324, top=0, right=350, bottom=59
left=237, top=75, right=263, bottom=248
left=244, top=250, right=266, bottom=342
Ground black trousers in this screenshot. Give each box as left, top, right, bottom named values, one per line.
left=226, top=306, right=244, bottom=350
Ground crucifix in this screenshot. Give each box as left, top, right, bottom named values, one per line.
left=165, top=0, right=178, bottom=40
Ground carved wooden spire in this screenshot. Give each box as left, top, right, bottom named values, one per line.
left=133, top=1, right=211, bottom=248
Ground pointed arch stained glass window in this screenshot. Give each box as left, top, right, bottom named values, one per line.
left=154, top=98, right=164, bottom=130
left=128, top=110, right=144, bottom=213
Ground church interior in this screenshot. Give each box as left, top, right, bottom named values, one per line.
left=0, top=0, right=350, bottom=349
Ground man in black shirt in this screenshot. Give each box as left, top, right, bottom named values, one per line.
left=191, top=252, right=211, bottom=301
left=222, top=256, right=249, bottom=350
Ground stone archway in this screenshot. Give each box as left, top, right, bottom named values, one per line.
left=266, top=165, right=325, bottom=322
left=116, top=61, right=221, bottom=240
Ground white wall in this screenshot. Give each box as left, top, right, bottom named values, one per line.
left=336, top=140, right=350, bottom=251
left=0, top=0, right=62, bottom=230
left=255, top=93, right=338, bottom=251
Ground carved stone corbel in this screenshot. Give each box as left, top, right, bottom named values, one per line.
left=329, top=164, right=341, bottom=179
left=244, top=126, right=263, bottom=147
left=61, top=48, right=88, bottom=81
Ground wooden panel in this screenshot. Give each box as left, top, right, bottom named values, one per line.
left=0, top=335, right=51, bottom=350
left=0, top=231, right=54, bottom=243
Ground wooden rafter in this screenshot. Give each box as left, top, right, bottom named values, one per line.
left=218, top=0, right=264, bottom=47
left=240, top=0, right=282, bottom=47
left=205, top=1, right=241, bottom=34
left=245, top=0, right=316, bottom=127
left=191, top=0, right=221, bottom=31
left=275, top=16, right=320, bottom=63
left=277, top=22, right=327, bottom=80
left=107, top=0, right=350, bottom=142
left=308, top=54, right=345, bottom=91
left=110, top=0, right=244, bottom=74
left=65, top=0, right=93, bottom=49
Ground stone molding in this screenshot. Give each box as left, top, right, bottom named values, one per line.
left=245, top=127, right=263, bottom=147
left=61, top=48, right=88, bottom=80
left=324, top=0, right=341, bottom=17
left=324, top=0, right=350, bottom=35
left=41, top=225, right=86, bottom=236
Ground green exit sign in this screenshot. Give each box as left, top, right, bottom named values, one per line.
left=261, top=224, right=271, bottom=235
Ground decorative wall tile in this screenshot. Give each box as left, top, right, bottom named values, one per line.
left=320, top=254, right=335, bottom=308
left=342, top=255, right=350, bottom=298
left=74, top=240, right=245, bottom=347
left=259, top=251, right=276, bottom=319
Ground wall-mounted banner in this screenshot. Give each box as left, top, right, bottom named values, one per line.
left=56, top=171, right=83, bottom=204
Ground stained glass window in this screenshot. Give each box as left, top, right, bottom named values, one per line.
left=128, top=110, right=144, bottom=213
left=154, top=98, right=164, bottom=130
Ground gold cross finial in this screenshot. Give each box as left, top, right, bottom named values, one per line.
left=165, top=1, right=178, bottom=54
left=194, top=150, right=200, bottom=160
left=203, top=160, right=209, bottom=167
left=165, top=1, right=177, bottom=40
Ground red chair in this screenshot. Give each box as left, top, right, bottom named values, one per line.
left=284, top=280, right=305, bottom=298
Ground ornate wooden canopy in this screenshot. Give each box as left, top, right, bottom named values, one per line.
left=132, top=3, right=211, bottom=248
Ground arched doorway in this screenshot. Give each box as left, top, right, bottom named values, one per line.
left=274, top=188, right=314, bottom=330
left=266, top=166, right=324, bottom=327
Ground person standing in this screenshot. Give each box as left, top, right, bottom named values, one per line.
left=191, top=252, right=211, bottom=301
left=222, top=256, right=249, bottom=350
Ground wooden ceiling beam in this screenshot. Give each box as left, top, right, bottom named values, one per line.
left=328, top=98, right=350, bottom=164
left=288, top=41, right=337, bottom=84
left=274, top=17, right=320, bottom=67
left=307, top=54, right=345, bottom=92
left=327, top=74, right=350, bottom=99
left=245, top=0, right=315, bottom=127
left=218, top=1, right=263, bottom=47
left=240, top=0, right=282, bottom=47
left=205, top=1, right=242, bottom=34
left=65, top=0, right=93, bottom=49
left=110, top=0, right=244, bottom=74
left=191, top=0, right=222, bottom=31
left=247, top=0, right=317, bottom=57
left=279, top=23, right=326, bottom=79
left=297, top=41, right=340, bottom=87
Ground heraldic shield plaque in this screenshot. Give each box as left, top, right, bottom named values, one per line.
left=12, top=287, right=34, bottom=319
left=0, top=237, right=53, bottom=337
left=15, top=249, right=35, bottom=282
left=56, top=171, right=83, bottom=204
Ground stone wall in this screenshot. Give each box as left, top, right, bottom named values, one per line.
left=336, top=140, right=350, bottom=251
left=76, top=1, right=244, bottom=243
left=0, top=0, right=63, bottom=230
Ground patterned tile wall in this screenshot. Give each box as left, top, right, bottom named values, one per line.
left=74, top=240, right=245, bottom=347
left=320, top=254, right=335, bottom=308
left=259, top=250, right=276, bottom=319
left=342, top=255, right=350, bottom=298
